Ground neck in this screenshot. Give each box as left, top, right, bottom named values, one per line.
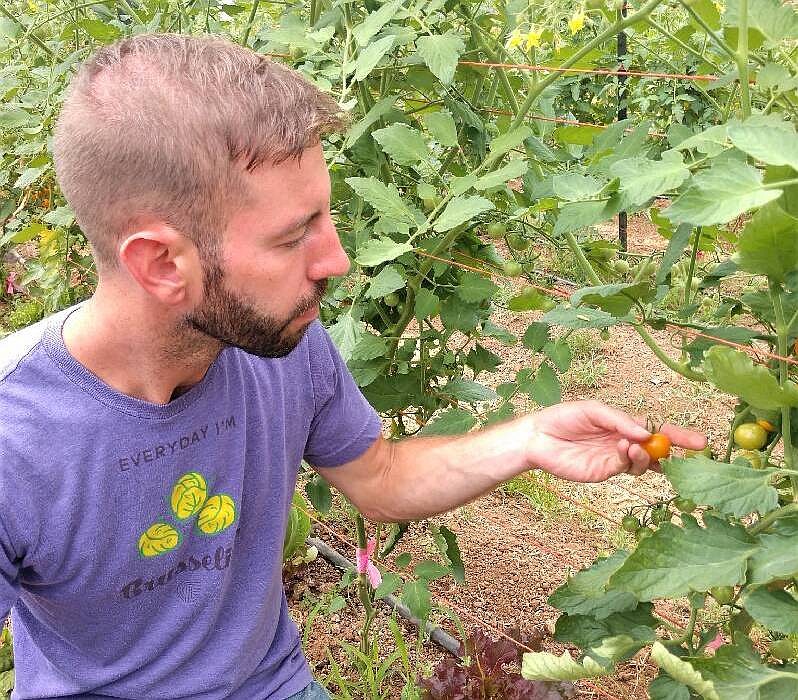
left=63, top=283, right=222, bottom=405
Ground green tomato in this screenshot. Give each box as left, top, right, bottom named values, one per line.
left=651, top=506, right=669, bottom=525
left=289, top=46, right=305, bottom=61
left=710, top=586, right=735, bottom=605
left=635, top=527, right=653, bottom=541
left=503, top=261, right=523, bottom=277
left=673, top=497, right=696, bottom=513
left=734, top=423, right=768, bottom=450
left=621, top=515, right=639, bottom=533
left=599, top=329, right=610, bottom=341
left=769, top=639, right=795, bottom=660
left=506, top=233, right=530, bottom=251
left=383, top=292, right=400, bottom=307
left=486, top=222, right=506, bottom=240
left=613, top=259, right=630, bottom=274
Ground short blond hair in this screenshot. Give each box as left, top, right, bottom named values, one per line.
left=53, top=33, right=346, bottom=271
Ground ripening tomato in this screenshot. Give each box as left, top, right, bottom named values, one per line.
left=710, top=586, right=734, bottom=605
left=756, top=419, right=776, bottom=433
left=734, top=423, right=768, bottom=450
left=642, top=433, right=671, bottom=461
left=486, top=222, right=506, bottom=240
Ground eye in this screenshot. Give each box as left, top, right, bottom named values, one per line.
left=282, top=226, right=309, bottom=249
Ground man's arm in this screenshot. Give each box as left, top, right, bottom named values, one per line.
left=313, top=400, right=707, bottom=523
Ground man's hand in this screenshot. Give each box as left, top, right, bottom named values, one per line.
left=525, top=400, right=708, bottom=482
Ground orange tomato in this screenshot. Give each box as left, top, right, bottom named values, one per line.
left=756, top=419, right=776, bottom=433
left=642, top=433, right=671, bottom=461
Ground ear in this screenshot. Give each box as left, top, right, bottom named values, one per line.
left=118, top=224, right=201, bottom=306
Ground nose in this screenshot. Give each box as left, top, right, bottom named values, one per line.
left=307, top=214, right=350, bottom=281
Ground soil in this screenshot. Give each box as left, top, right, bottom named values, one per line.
left=285, top=210, right=743, bottom=699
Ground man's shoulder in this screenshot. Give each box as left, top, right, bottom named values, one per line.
left=0, top=314, right=53, bottom=383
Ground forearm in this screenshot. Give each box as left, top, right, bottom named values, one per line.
left=366, top=415, right=535, bottom=522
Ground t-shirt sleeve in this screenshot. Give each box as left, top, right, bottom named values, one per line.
left=303, top=322, right=383, bottom=468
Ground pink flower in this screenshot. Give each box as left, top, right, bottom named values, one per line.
left=706, top=632, right=724, bottom=653
left=356, top=537, right=382, bottom=588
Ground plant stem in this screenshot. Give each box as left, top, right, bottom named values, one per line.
left=241, top=0, right=260, bottom=45
left=355, top=514, right=376, bottom=653
left=770, top=283, right=797, bottom=493
left=683, top=227, right=701, bottom=311
left=748, top=502, right=798, bottom=535
left=736, top=0, right=751, bottom=118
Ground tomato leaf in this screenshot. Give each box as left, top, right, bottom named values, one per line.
left=610, top=151, right=690, bottom=207
left=421, top=407, right=477, bottom=436
left=649, top=643, right=719, bottom=700
left=372, top=123, right=430, bottom=165
left=345, top=176, right=416, bottom=225
left=415, top=33, right=465, bottom=85
left=728, top=116, right=798, bottom=169
left=422, top=109, right=458, bottom=147
left=663, top=456, right=780, bottom=517
left=749, top=514, right=798, bottom=585
left=736, top=203, right=798, bottom=283
left=355, top=238, right=414, bottom=267
left=433, top=195, right=493, bottom=232
left=703, top=345, right=798, bottom=409
left=609, top=516, right=757, bottom=600
left=364, top=265, right=405, bottom=299
left=740, top=587, right=798, bottom=634
left=571, top=282, right=655, bottom=316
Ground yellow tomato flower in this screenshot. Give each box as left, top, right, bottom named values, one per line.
left=568, top=9, right=586, bottom=35
left=507, top=29, right=524, bottom=49
left=525, top=27, right=543, bottom=50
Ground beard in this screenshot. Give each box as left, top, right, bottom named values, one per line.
left=183, top=257, right=327, bottom=359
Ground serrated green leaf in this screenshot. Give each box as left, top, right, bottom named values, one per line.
left=571, top=282, right=655, bottom=316
left=553, top=200, right=610, bottom=235
left=41, top=206, right=74, bottom=228
left=415, top=33, right=465, bottom=85
left=474, top=159, right=528, bottom=190
left=543, top=341, right=572, bottom=372
left=553, top=173, right=605, bottom=201
left=344, top=97, right=397, bottom=148
left=728, top=119, right=798, bottom=170
left=725, top=0, right=798, bottom=44
left=663, top=456, right=779, bottom=517
left=609, top=517, right=757, bottom=600
left=78, top=18, right=120, bottom=42
left=354, top=35, right=396, bottom=81
left=401, top=579, right=431, bottom=621
left=554, top=604, right=657, bottom=651
left=664, top=161, right=781, bottom=226
left=691, top=637, right=798, bottom=700
left=328, top=315, right=364, bottom=362
left=365, top=265, right=405, bottom=299
left=372, top=123, right=429, bottom=165
left=435, top=525, right=464, bottom=584
left=356, top=238, right=414, bottom=267
left=414, top=288, right=440, bottom=321
left=703, top=345, right=798, bottom=409
left=521, top=645, right=614, bottom=681
left=737, top=203, right=798, bottom=283
left=741, top=587, right=798, bottom=634
left=305, top=474, right=332, bottom=514
left=353, top=0, right=403, bottom=45
left=421, top=407, right=477, bottom=436
left=352, top=333, right=389, bottom=361
left=749, top=515, right=798, bottom=585
left=542, top=306, right=630, bottom=329
left=433, top=195, right=493, bottom=232
left=489, top=126, right=533, bottom=158
left=440, top=378, right=497, bottom=403
left=0, top=105, right=30, bottom=128
left=523, top=322, right=550, bottom=351
left=440, top=296, right=481, bottom=331
left=610, top=151, right=690, bottom=207
left=455, top=272, right=498, bottom=303
left=530, top=362, right=561, bottom=406
left=374, top=571, right=402, bottom=599
left=414, top=559, right=450, bottom=580
left=649, top=674, right=692, bottom=700
left=422, top=110, right=458, bottom=147
left=508, top=289, right=556, bottom=312
left=650, top=643, right=719, bottom=700
left=549, top=551, right=638, bottom=619
left=346, top=177, right=416, bottom=225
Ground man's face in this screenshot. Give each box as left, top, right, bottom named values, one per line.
left=184, top=144, right=350, bottom=357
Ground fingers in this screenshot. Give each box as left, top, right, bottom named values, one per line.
left=586, top=401, right=651, bottom=442
left=628, top=442, right=651, bottom=476
left=659, top=422, right=708, bottom=450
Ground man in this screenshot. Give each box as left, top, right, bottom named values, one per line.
left=0, top=33, right=705, bottom=700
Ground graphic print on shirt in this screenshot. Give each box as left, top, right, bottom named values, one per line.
left=138, top=471, right=238, bottom=558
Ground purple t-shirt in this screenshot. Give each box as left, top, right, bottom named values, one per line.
left=0, top=303, right=382, bottom=699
